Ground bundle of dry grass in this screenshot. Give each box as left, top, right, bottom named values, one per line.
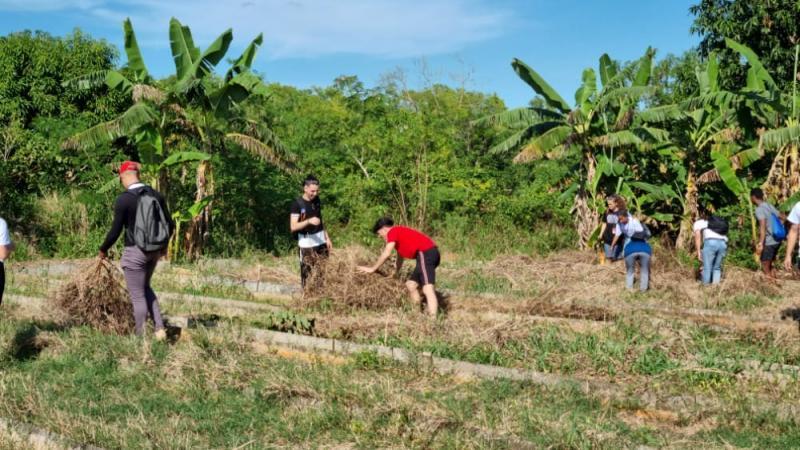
left=300, top=247, right=408, bottom=311
left=50, top=259, right=134, bottom=334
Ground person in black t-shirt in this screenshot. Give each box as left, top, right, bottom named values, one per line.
left=290, top=175, right=333, bottom=287
left=600, top=195, right=624, bottom=262
left=99, top=161, right=175, bottom=339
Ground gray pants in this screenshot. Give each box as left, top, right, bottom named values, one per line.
left=121, top=246, right=164, bottom=336
left=625, top=252, right=650, bottom=291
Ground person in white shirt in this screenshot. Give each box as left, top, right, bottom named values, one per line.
left=290, top=175, right=333, bottom=288
left=783, top=202, right=800, bottom=272
left=0, top=217, right=15, bottom=305
left=693, top=210, right=729, bottom=285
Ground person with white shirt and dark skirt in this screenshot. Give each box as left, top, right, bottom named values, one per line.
left=0, top=217, right=14, bottom=305
left=290, top=175, right=333, bottom=288
left=692, top=209, right=729, bottom=285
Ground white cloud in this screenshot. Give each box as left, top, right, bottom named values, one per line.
left=2, top=0, right=512, bottom=58
left=0, top=0, right=104, bottom=11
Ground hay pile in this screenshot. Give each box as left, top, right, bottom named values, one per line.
left=470, top=248, right=780, bottom=311
left=50, top=258, right=134, bottom=334
left=300, top=247, right=408, bottom=310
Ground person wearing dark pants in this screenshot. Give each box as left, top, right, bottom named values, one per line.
left=290, top=176, right=332, bottom=288
left=99, top=161, right=174, bottom=339
left=751, top=188, right=783, bottom=279
left=0, top=217, right=13, bottom=305
left=358, top=217, right=441, bottom=316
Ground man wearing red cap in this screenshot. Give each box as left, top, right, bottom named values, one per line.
left=358, top=217, right=441, bottom=316
left=99, top=161, right=174, bottom=339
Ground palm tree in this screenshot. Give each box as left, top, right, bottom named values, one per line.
left=63, top=18, right=294, bottom=260
left=478, top=49, right=669, bottom=247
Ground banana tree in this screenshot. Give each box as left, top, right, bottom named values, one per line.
left=643, top=46, right=771, bottom=249
left=63, top=18, right=294, bottom=260
left=478, top=48, right=670, bottom=247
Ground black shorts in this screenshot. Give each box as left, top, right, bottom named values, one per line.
left=411, top=247, right=440, bottom=286
left=761, top=243, right=781, bottom=262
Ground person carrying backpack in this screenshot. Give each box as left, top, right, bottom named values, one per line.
left=692, top=209, right=728, bottom=285
left=611, top=210, right=651, bottom=291
left=99, top=161, right=175, bottom=339
left=751, top=188, right=785, bottom=279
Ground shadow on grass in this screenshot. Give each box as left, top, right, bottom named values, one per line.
left=7, top=321, right=69, bottom=362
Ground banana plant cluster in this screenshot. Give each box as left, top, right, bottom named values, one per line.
left=478, top=48, right=671, bottom=248
left=491, top=37, right=800, bottom=251
left=62, top=18, right=294, bottom=260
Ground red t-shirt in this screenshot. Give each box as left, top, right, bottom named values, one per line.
left=386, top=226, right=436, bottom=259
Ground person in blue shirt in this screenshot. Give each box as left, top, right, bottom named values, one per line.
left=611, top=210, right=652, bottom=291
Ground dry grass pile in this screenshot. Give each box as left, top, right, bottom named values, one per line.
left=50, top=259, right=134, bottom=334
left=300, top=247, right=408, bottom=310
left=476, top=248, right=779, bottom=310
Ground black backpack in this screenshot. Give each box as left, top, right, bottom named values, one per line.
left=132, top=187, right=171, bottom=252
left=707, top=215, right=729, bottom=235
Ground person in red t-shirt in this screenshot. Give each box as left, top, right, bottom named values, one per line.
left=358, top=217, right=441, bottom=316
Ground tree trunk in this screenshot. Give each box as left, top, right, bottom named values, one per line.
left=675, top=166, right=698, bottom=251
left=763, top=144, right=800, bottom=207
left=185, top=160, right=212, bottom=260
left=572, top=153, right=600, bottom=249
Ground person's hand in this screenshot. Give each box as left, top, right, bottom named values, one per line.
left=308, top=217, right=321, bottom=226
left=784, top=256, right=793, bottom=271
left=357, top=265, right=375, bottom=274
left=98, top=250, right=107, bottom=260
left=326, top=239, right=333, bottom=251
left=697, top=251, right=703, bottom=263
left=755, top=242, right=763, bottom=255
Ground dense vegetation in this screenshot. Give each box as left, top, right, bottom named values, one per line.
left=1, top=0, right=798, bottom=266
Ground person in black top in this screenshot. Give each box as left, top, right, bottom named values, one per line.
left=290, top=175, right=332, bottom=288
left=99, top=161, right=174, bottom=339
left=600, top=195, right=624, bottom=262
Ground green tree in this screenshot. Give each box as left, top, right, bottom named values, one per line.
left=690, top=0, right=800, bottom=93
left=478, top=49, right=670, bottom=247
left=63, top=18, right=294, bottom=260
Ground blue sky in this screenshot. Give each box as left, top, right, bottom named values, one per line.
left=0, top=0, right=699, bottom=108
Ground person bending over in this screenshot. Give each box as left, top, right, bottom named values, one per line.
left=358, top=217, right=440, bottom=316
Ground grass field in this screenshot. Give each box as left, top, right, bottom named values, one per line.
left=1, top=247, right=799, bottom=448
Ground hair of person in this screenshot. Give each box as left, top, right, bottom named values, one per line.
left=617, top=209, right=629, bottom=218
left=613, top=196, right=627, bottom=209
left=303, top=175, right=320, bottom=187
left=750, top=187, right=764, bottom=200
left=605, top=194, right=619, bottom=202
left=372, top=217, right=394, bottom=234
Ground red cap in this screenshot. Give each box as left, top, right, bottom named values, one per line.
left=119, top=161, right=140, bottom=174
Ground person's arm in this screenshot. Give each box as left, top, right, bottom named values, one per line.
left=784, top=224, right=799, bottom=271
left=99, top=195, right=127, bottom=258
left=394, top=254, right=403, bottom=276
left=610, top=224, right=621, bottom=249
left=290, top=214, right=320, bottom=233
left=693, top=229, right=703, bottom=262
left=757, top=217, right=767, bottom=255
left=357, top=242, right=397, bottom=274
left=0, top=243, right=13, bottom=260
left=324, top=230, right=333, bottom=251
